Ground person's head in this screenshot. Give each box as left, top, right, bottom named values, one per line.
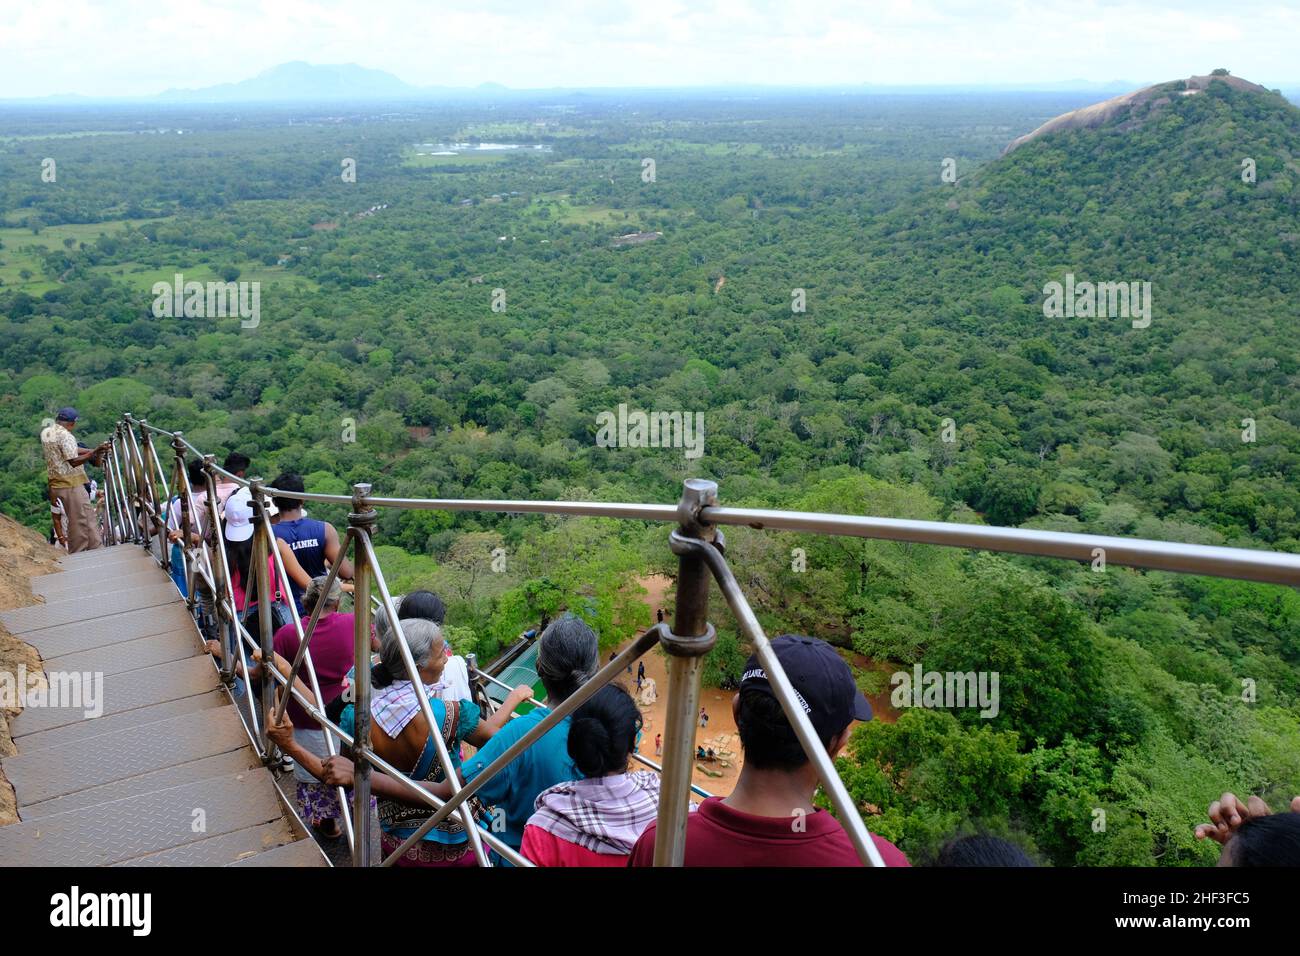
left=375, top=617, right=445, bottom=689
left=398, top=590, right=446, bottom=626
left=733, top=635, right=873, bottom=774
left=568, top=684, right=642, bottom=778
left=935, top=834, right=1035, bottom=867
left=1220, top=812, right=1300, bottom=867
left=55, top=407, right=78, bottom=431
left=186, top=459, right=206, bottom=491
left=535, top=614, right=599, bottom=704
left=303, top=574, right=342, bottom=616
left=223, top=452, right=250, bottom=477
left=271, top=472, right=304, bottom=514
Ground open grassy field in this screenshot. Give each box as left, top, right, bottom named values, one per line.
left=89, top=260, right=319, bottom=293
left=0, top=219, right=164, bottom=293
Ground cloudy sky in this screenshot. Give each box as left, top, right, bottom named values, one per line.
left=2, top=0, right=1297, bottom=98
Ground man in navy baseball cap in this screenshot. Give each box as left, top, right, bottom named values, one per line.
left=630, top=634, right=908, bottom=867
left=41, top=407, right=110, bottom=553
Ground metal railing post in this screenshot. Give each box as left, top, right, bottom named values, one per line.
left=203, top=458, right=237, bottom=684
left=348, top=482, right=376, bottom=867
left=653, top=478, right=720, bottom=866
left=249, top=478, right=277, bottom=763
left=171, top=433, right=194, bottom=609
left=137, top=420, right=166, bottom=569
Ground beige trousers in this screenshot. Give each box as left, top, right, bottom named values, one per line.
left=51, top=484, right=102, bottom=554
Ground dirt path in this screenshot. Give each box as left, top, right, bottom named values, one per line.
left=616, top=574, right=899, bottom=800
left=0, top=515, right=62, bottom=825
left=616, top=574, right=742, bottom=797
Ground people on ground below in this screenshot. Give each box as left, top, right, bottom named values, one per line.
left=271, top=473, right=354, bottom=614
left=654, top=733, right=662, bottom=757
left=320, top=614, right=598, bottom=863
left=521, top=683, right=680, bottom=866
left=629, top=634, right=910, bottom=867
left=1194, top=791, right=1300, bottom=866
left=934, top=834, right=1035, bottom=867
left=264, top=574, right=356, bottom=840
left=41, top=407, right=109, bottom=554
left=289, top=617, right=530, bottom=865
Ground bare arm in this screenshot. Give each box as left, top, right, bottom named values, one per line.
left=319, top=755, right=455, bottom=803
left=324, top=523, right=354, bottom=579
left=469, top=685, right=534, bottom=744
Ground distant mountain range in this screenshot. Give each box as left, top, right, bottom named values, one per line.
left=5, top=61, right=1298, bottom=105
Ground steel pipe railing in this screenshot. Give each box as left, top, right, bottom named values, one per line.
left=104, top=414, right=1300, bottom=870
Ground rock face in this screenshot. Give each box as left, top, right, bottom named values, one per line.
left=1003, top=74, right=1273, bottom=155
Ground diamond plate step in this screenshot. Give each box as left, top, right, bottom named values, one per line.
left=33, top=566, right=170, bottom=600
left=229, top=836, right=328, bottom=867
left=3, top=706, right=251, bottom=804
left=116, top=821, right=302, bottom=867
left=18, top=603, right=196, bottom=660
left=10, top=655, right=218, bottom=737
left=54, top=546, right=154, bottom=567
left=14, top=688, right=229, bottom=752
left=21, top=749, right=261, bottom=820
left=0, top=770, right=285, bottom=866
left=0, top=582, right=181, bottom=634
left=42, top=629, right=202, bottom=679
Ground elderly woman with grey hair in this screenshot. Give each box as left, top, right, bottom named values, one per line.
left=275, top=615, right=531, bottom=866
left=318, top=613, right=601, bottom=864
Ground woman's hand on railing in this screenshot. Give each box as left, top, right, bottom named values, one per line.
left=204, top=639, right=224, bottom=662
left=321, top=755, right=356, bottom=789
left=267, top=707, right=296, bottom=750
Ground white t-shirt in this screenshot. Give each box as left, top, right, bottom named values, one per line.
left=440, top=654, right=472, bottom=702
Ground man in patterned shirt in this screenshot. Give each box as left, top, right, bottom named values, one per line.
left=41, top=407, right=109, bottom=554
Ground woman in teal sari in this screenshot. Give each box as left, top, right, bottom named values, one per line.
left=335, top=618, right=529, bottom=866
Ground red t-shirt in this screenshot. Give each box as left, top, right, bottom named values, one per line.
left=272, top=611, right=355, bottom=730
left=627, top=796, right=909, bottom=867
left=520, top=824, right=631, bottom=868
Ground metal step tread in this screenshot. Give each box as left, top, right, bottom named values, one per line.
left=33, top=565, right=170, bottom=600
left=41, top=629, right=204, bottom=679
left=21, top=748, right=261, bottom=820
left=0, top=582, right=181, bottom=634
left=116, top=821, right=304, bottom=868
left=10, top=655, right=219, bottom=737
left=3, top=706, right=251, bottom=804
left=229, top=836, right=328, bottom=867
left=0, top=769, right=286, bottom=867
left=13, top=687, right=228, bottom=752
left=18, top=603, right=196, bottom=660
left=54, top=545, right=155, bottom=569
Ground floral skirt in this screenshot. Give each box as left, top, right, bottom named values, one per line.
left=297, top=782, right=342, bottom=826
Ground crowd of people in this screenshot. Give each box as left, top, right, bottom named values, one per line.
left=43, top=420, right=1300, bottom=867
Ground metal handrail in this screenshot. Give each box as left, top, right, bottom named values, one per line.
left=103, top=414, right=1300, bottom=870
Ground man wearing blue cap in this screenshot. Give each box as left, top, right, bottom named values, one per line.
left=41, top=408, right=109, bottom=553
left=630, top=634, right=910, bottom=866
